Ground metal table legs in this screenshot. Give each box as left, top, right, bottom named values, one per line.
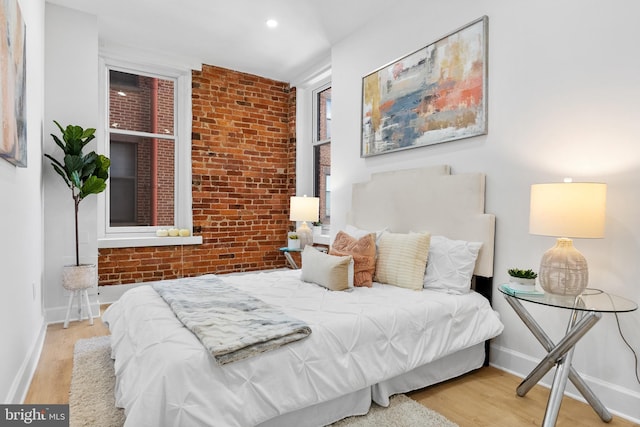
left=503, top=295, right=612, bottom=426
left=283, top=251, right=299, bottom=269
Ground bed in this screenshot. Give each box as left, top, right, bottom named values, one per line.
left=103, top=165, right=504, bottom=427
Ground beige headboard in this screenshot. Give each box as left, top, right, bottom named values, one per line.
left=347, top=165, right=495, bottom=278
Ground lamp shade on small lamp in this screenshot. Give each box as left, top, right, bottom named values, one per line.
left=289, top=196, right=319, bottom=248
left=529, top=182, right=606, bottom=296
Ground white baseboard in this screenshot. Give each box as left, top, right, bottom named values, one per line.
left=45, top=302, right=102, bottom=325
left=7, top=320, right=47, bottom=403
left=490, top=343, right=640, bottom=424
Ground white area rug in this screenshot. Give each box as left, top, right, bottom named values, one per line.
left=70, top=336, right=125, bottom=427
left=70, top=336, right=458, bottom=427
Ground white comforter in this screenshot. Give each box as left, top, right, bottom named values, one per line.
left=103, top=269, right=503, bottom=427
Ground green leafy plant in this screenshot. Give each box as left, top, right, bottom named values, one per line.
left=288, top=233, right=299, bottom=240
left=508, top=268, right=538, bottom=279
left=45, top=121, right=110, bottom=266
left=312, top=221, right=322, bottom=226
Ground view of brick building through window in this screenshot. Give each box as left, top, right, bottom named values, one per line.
left=109, top=70, right=175, bottom=227
left=315, top=87, right=331, bottom=227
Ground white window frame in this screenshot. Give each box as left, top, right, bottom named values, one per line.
left=97, top=57, right=201, bottom=248
left=311, top=81, right=331, bottom=243
left=312, top=82, right=332, bottom=146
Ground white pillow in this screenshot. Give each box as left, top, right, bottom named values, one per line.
left=423, top=235, right=483, bottom=294
left=375, top=231, right=431, bottom=290
left=345, top=224, right=386, bottom=243
left=301, top=246, right=353, bottom=291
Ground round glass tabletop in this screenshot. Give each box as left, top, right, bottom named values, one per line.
left=499, top=284, right=638, bottom=313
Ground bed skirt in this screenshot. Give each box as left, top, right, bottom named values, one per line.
left=257, top=343, right=484, bottom=427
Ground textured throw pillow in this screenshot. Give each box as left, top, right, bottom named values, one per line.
left=329, top=231, right=377, bottom=287
left=375, top=232, right=431, bottom=290
left=423, top=235, right=483, bottom=294
left=301, top=246, right=352, bottom=291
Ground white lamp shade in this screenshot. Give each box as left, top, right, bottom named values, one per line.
left=289, top=196, right=319, bottom=222
left=529, top=183, right=606, bottom=238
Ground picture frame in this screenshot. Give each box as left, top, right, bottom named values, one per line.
left=0, top=0, right=27, bottom=167
left=361, top=16, right=488, bottom=157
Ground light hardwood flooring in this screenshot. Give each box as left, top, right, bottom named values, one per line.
left=25, top=310, right=638, bottom=427
left=24, top=307, right=110, bottom=405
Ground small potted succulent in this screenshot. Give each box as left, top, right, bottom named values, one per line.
left=507, top=268, right=538, bottom=289
left=287, top=232, right=300, bottom=250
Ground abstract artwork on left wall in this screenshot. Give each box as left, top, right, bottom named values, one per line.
left=0, top=0, right=27, bottom=167
left=361, top=16, right=488, bottom=157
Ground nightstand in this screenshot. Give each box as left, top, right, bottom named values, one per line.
left=279, top=245, right=329, bottom=269
left=499, top=285, right=637, bottom=426
left=279, top=247, right=302, bottom=269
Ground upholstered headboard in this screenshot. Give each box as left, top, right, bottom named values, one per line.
left=347, top=165, right=495, bottom=278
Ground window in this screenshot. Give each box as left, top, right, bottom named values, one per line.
left=313, top=85, right=331, bottom=228
left=98, top=60, right=198, bottom=247
left=108, top=70, right=175, bottom=228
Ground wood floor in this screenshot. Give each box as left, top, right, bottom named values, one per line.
left=25, top=309, right=638, bottom=427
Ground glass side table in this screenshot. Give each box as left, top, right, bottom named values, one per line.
left=279, top=247, right=302, bottom=269
left=279, top=245, right=329, bottom=269
left=499, top=285, right=637, bottom=427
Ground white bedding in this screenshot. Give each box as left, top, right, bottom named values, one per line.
left=103, top=269, right=503, bottom=427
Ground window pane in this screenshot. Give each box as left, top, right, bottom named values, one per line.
left=317, top=87, right=331, bottom=141
left=109, top=135, right=175, bottom=227
left=314, top=142, right=331, bottom=226
left=109, top=70, right=175, bottom=135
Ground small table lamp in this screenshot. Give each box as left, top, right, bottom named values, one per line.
left=289, top=195, right=319, bottom=249
left=529, top=182, right=606, bottom=296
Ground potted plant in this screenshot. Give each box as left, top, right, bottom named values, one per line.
left=287, top=232, right=300, bottom=250
left=507, top=268, right=538, bottom=290
left=45, top=121, right=110, bottom=290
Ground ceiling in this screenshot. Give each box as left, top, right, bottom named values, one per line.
left=46, top=0, right=393, bottom=82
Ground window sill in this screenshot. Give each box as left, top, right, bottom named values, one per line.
left=98, top=235, right=203, bottom=249
left=313, top=233, right=330, bottom=246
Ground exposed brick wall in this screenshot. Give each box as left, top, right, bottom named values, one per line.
left=99, top=65, right=296, bottom=285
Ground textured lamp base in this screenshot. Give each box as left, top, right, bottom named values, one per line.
left=539, top=238, right=588, bottom=296
left=297, top=222, right=313, bottom=249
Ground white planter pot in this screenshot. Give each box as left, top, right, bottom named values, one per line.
left=62, top=264, right=97, bottom=290
left=509, top=276, right=535, bottom=286
left=287, top=238, right=301, bottom=250
left=508, top=276, right=536, bottom=292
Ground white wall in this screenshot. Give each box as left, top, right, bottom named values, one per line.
left=330, top=0, right=640, bottom=421
left=43, top=4, right=99, bottom=323
left=0, top=0, right=46, bottom=403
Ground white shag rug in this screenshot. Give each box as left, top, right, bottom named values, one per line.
left=70, top=336, right=458, bottom=427
left=70, top=336, right=125, bottom=427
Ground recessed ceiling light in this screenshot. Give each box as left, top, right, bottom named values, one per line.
left=266, top=19, right=278, bottom=28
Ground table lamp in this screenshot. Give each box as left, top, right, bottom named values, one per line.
left=289, top=195, right=319, bottom=249
left=529, top=182, right=606, bottom=296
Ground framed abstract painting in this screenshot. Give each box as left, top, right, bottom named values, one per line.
left=361, top=16, right=488, bottom=157
left=0, top=0, right=27, bottom=167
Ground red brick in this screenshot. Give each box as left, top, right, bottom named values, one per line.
left=98, top=65, right=296, bottom=285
